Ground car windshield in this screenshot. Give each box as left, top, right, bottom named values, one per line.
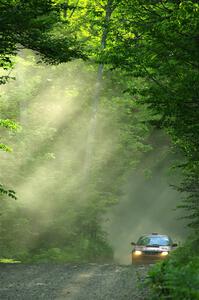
left=137, top=236, right=172, bottom=246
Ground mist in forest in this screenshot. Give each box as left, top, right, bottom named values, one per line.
left=0, top=51, right=187, bottom=262
left=0, top=50, right=150, bottom=260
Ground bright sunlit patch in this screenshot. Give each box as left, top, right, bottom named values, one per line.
left=134, top=250, right=142, bottom=256
left=0, top=258, right=21, bottom=263
left=161, top=251, right=169, bottom=256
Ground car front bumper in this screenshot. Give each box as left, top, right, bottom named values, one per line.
left=131, top=251, right=169, bottom=264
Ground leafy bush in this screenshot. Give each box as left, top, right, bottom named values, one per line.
left=26, top=248, right=79, bottom=263
left=147, top=240, right=199, bottom=300
left=13, top=237, right=113, bottom=263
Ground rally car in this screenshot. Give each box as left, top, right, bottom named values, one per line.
left=131, top=233, right=177, bottom=264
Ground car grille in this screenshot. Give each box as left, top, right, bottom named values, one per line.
left=142, top=251, right=161, bottom=255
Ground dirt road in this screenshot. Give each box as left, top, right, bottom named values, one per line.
left=0, top=263, right=149, bottom=300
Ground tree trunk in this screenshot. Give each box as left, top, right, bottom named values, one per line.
left=84, top=0, right=115, bottom=176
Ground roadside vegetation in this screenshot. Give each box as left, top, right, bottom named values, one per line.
left=0, top=1, right=198, bottom=298
left=148, top=239, right=199, bottom=299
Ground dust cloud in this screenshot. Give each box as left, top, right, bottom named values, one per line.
left=104, top=131, right=189, bottom=264
left=0, top=50, right=150, bottom=257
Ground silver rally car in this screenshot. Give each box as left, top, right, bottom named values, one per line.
left=131, top=233, right=177, bottom=264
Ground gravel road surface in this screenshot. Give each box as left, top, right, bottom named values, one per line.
left=0, top=264, right=149, bottom=300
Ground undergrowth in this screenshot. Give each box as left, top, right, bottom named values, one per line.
left=147, top=238, right=199, bottom=300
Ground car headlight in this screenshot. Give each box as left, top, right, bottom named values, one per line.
left=134, top=250, right=142, bottom=256
left=161, top=251, right=169, bottom=256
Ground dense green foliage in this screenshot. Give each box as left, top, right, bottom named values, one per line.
left=148, top=240, right=199, bottom=299
left=0, top=0, right=85, bottom=70
left=110, top=1, right=199, bottom=298
left=107, top=1, right=198, bottom=298
left=0, top=119, right=20, bottom=198
left=100, top=0, right=199, bottom=233
left=75, top=0, right=199, bottom=235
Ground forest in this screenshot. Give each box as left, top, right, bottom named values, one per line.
left=0, top=0, right=199, bottom=299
